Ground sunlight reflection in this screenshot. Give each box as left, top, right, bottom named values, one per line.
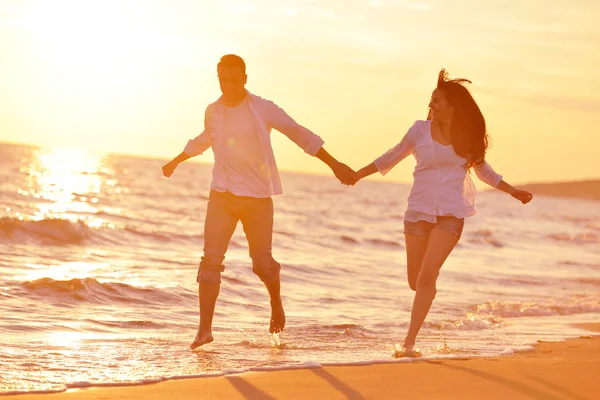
left=17, top=147, right=117, bottom=229
left=15, top=262, right=104, bottom=282
left=45, top=331, right=100, bottom=348
left=29, top=148, right=102, bottom=215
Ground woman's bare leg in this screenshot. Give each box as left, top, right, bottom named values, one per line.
left=404, top=234, right=429, bottom=291
left=403, top=229, right=459, bottom=350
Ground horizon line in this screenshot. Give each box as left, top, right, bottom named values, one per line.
left=2, top=139, right=598, bottom=187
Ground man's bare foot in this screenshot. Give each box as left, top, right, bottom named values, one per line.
left=190, top=331, right=214, bottom=350
left=269, top=300, right=285, bottom=334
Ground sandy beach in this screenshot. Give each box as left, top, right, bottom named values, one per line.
left=5, top=323, right=599, bottom=400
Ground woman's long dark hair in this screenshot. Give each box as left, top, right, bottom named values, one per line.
left=427, top=69, right=489, bottom=170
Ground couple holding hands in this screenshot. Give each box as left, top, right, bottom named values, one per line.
left=162, top=54, right=533, bottom=357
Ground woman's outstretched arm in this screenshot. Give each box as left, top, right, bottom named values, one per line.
left=496, top=180, right=533, bottom=204
left=474, top=162, right=533, bottom=204
left=356, top=163, right=379, bottom=181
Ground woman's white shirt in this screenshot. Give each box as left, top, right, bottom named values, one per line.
left=374, top=120, right=502, bottom=223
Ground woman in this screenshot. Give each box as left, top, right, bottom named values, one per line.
left=355, top=69, right=533, bottom=357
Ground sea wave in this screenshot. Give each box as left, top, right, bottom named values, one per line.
left=340, top=235, right=359, bottom=244
left=0, top=216, right=206, bottom=245
left=422, top=316, right=506, bottom=331
left=86, top=319, right=168, bottom=330
left=365, top=238, right=403, bottom=248
left=339, top=235, right=402, bottom=248
left=548, top=232, right=600, bottom=244
left=466, top=229, right=504, bottom=248
left=472, top=297, right=600, bottom=318
left=0, top=217, right=91, bottom=244
left=558, top=260, right=600, bottom=269
left=123, top=226, right=203, bottom=242
left=301, top=324, right=375, bottom=339
left=451, top=313, right=506, bottom=330
left=18, top=278, right=195, bottom=305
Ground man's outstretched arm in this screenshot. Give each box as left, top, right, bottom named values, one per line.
left=162, top=152, right=192, bottom=177
left=162, top=107, right=212, bottom=178
left=315, top=147, right=357, bottom=186
left=265, top=101, right=356, bottom=185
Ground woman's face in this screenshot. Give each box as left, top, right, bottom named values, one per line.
left=429, top=88, right=453, bottom=118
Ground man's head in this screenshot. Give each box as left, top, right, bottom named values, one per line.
left=217, top=54, right=247, bottom=101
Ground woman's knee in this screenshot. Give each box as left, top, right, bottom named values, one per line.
left=408, top=276, right=418, bottom=291
left=417, top=268, right=439, bottom=289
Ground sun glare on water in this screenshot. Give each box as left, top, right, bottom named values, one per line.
left=45, top=331, right=102, bottom=349
left=17, top=147, right=118, bottom=226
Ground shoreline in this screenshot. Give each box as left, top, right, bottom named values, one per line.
left=4, top=323, right=599, bottom=399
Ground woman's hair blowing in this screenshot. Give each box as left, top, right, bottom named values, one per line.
left=428, top=69, right=489, bottom=169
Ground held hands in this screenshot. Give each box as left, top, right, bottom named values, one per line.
left=332, top=161, right=358, bottom=186
left=511, top=189, right=533, bottom=204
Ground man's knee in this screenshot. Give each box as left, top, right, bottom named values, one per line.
left=252, top=257, right=281, bottom=283
left=197, top=269, right=221, bottom=284
left=197, top=261, right=225, bottom=284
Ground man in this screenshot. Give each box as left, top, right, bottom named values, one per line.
left=162, top=54, right=356, bottom=349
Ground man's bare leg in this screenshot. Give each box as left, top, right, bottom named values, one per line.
left=192, top=191, right=238, bottom=349
left=239, top=197, right=284, bottom=334
left=264, top=278, right=285, bottom=333
left=190, top=281, right=220, bottom=349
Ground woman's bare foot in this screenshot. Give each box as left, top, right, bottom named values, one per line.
left=269, top=300, right=285, bottom=334
left=190, top=331, right=214, bottom=350
left=392, top=342, right=422, bottom=358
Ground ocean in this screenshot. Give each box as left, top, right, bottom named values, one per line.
left=1, top=142, right=598, bottom=394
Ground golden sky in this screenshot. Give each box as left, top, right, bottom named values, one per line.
left=1, top=0, right=599, bottom=184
